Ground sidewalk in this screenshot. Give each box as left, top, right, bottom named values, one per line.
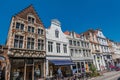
left=89, top=71, right=120, bottom=80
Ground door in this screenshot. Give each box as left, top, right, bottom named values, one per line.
left=26, top=66, right=33, bottom=80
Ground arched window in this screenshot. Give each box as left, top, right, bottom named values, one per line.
left=55, top=29, right=59, bottom=38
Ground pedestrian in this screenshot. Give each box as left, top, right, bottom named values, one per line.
left=57, top=67, right=63, bottom=79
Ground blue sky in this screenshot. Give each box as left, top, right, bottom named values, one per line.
left=0, top=0, right=120, bottom=44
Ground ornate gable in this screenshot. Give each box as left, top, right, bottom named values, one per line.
left=15, top=5, right=43, bottom=25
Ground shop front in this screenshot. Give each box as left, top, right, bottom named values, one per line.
left=10, top=58, right=45, bottom=80
left=46, top=59, right=74, bottom=78
left=72, top=60, right=93, bottom=74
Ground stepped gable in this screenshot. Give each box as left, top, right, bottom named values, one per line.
left=15, top=5, right=43, bottom=25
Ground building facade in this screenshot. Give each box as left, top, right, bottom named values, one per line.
left=64, top=31, right=93, bottom=73
left=83, top=29, right=106, bottom=71
left=46, top=19, right=73, bottom=78
left=6, top=5, right=46, bottom=80
left=96, top=29, right=113, bottom=70
left=0, top=45, right=10, bottom=80
left=111, top=42, right=120, bottom=66
left=83, top=29, right=114, bottom=71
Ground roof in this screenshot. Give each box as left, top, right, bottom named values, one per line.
left=64, top=31, right=70, bottom=35
left=64, top=31, right=80, bottom=38
left=15, top=5, right=43, bottom=25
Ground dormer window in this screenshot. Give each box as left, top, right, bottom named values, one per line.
left=28, top=16, right=35, bottom=24
left=55, top=29, right=59, bottom=38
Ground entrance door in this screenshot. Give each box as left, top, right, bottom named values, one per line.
left=26, top=66, right=33, bottom=80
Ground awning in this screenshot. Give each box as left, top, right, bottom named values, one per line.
left=49, top=60, right=75, bottom=66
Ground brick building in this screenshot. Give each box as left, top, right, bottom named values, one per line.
left=6, top=5, right=46, bottom=80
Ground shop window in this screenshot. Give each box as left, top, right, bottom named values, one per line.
left=11, top=59, right=24, bottom=80
left=26, top=59, right=33, bottom=64
left=34, top=65, right=41, bottom=79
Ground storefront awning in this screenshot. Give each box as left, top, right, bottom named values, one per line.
left=49, top=60, right=75, bottom=66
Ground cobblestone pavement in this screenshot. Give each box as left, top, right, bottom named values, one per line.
left=89, top=71, right=120, bottom=80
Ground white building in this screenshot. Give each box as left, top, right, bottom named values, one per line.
left=96, top=29, right=113, bottom=70
left=46, top=19, right=73, bottom=77
left=84, top=29, right=106, bottom=71
left=111, top=42, right=120, bottom=66
left=64, top=31, right=93, bottom=73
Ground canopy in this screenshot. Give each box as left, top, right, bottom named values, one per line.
left=49, top=60, right=75, bottom=66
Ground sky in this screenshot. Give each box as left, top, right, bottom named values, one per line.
left=0, top=0, right=120, bottom=44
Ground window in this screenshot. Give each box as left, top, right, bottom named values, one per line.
left=48, top=41, right=53, bottom=52
left=79, top=50, right=81, bottom=54
left=55, top=30, right=59, bottom=38
left=95, top=45, right=97, bottom=50
left=38, top=39, right=44, bottom=50
left=81, top=42, right=84, bottom=47
left=63, top=44, right=67, bottom=53
left=70, top=49, right=73, bottom=56
left=38, top=29, right=44, bottom=35
left=28, top=26, right=34, bottom=33
left=69, top=40, right=72, bottom=45
left=14, top=35, right=23, bottom=48
left=28, top=16, right=35, bottom=24
left=56, top=43, right=60, bottom=53
left=27, top=37, right=34, bottom=49
left=16, top=22, right=24, bottom=31
left=84, top=43, right=86, bottom=47
left=75, top=49, right=78, bottom=54
left=74, top=41, right=76, bottom=46
left=86, top=50, right=88, bottom=57
left=83, top=50, right=86, bottom=57
left=87, top=43, right=89, bottom=48
left=77, top=41, right=80, bottom=46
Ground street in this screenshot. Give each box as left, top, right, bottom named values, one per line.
left=89, top=71, right=120, bottom=80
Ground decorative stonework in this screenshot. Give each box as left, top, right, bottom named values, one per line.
left=10, top=49, right=45, bottom=58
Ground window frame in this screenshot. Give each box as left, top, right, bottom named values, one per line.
left=63, top=44, right=67, bottom=53
left=55, top=29, right=59, bottom=38
left=16, top=22, right=24, bottom=31
left=14, top=35, right=24, bottom=48
left=56, top=43, right=60, bottom=53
